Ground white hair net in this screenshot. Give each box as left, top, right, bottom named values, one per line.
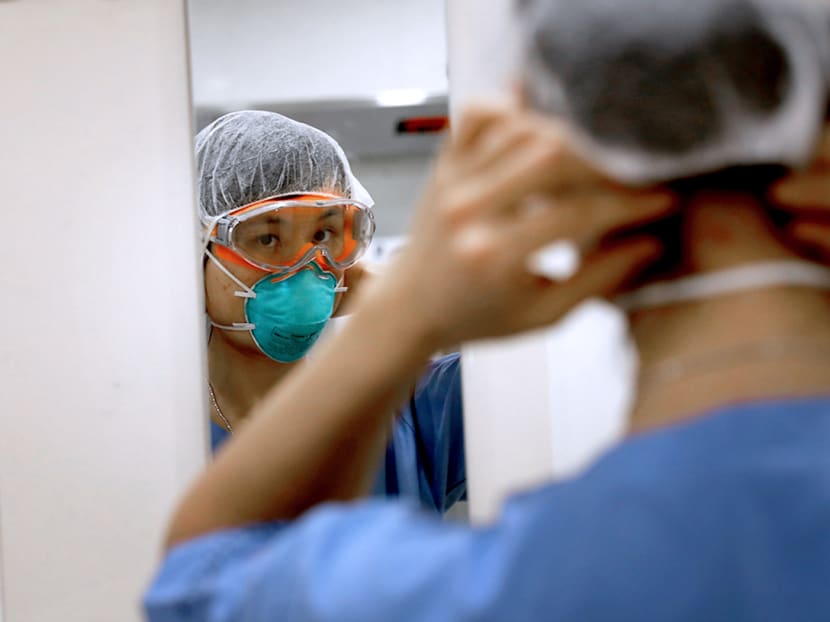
left=518, top=0, right=830, bottom=184
left=195, top=110, right=373, bottom=220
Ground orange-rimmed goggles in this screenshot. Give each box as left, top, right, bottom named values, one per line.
left=206, top=192, right=375, bottom=275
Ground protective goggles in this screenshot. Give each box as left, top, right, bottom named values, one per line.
left=206, top=192, right=375, bottom=275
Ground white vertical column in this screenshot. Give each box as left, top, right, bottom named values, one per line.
left=447, top=0, right=634, bottom=524
left=0, top=2, right=207, bottom=621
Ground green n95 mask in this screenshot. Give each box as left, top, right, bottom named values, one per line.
left=207, top=254, right=343, bottom=363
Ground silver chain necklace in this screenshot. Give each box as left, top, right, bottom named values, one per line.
left=208, top=383, right=234, bottom=434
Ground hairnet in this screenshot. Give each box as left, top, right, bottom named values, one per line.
left=195, top=110, right=373, bottom=221
left=518, top=0, right=830, bottom=184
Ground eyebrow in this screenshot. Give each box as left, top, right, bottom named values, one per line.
left=253, top=208, right=341, bottom=226
left=318, top=208, right=342, bottom=221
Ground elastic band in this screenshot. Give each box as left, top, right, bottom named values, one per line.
left=209, top=319, right=255, bottom=332
left=616, top=260, right=830, bottom=311
left=205, top=248, right=256, bottom=299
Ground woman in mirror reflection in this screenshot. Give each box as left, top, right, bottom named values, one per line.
left=197, top=110, right=466, bottom=514
left=147, top=0, right=830, bottom=619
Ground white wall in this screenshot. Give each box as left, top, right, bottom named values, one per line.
left=188, top=0, right=448, bottom=107
left=0, top=2, right=207, bottom=620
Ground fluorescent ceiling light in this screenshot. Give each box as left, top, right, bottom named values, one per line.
left=375, top=89, right=429, bottom=107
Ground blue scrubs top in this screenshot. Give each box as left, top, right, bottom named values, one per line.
left=147, top=396, right=830, bottom=622
left=210, top=353, right=465, bottom=514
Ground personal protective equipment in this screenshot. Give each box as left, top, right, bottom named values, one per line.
left=209, top=261, right=341, bottom=363
left=204, top=192, right=375, bottom=277
left=519, top=0, right=830, bottom=184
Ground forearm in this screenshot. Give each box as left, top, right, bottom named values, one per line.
left=167, top=285, right=436, bottom=547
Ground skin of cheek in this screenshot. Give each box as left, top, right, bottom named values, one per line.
left=204, top=259, right=256, bottom=319
left=203, top=258, right=263, bottom=352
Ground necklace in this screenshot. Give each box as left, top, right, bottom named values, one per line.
left=208, top=383, right=234, bottom=434
left=639, top=336, right=830, bottom=388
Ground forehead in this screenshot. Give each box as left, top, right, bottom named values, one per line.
left=228, top=191, right=352, bottom=216
left=242, top=206, right=345, bottom=225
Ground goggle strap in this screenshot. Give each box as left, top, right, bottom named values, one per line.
left=201, top=215, right=221, bottom=254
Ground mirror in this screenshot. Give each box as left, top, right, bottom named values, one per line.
left=186, top=0, right=469, bottom=519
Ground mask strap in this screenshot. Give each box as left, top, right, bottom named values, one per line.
left=334, top=273, right=347, bottom=293
left=203, top=231, right=257, bottom=331
left=209, top=318, right=255, bottom=332
left=200, top=214, right=220, bottom=255
left=205, top=248, right=256, bottom=299
left=616, top=260, right=830, bottom=311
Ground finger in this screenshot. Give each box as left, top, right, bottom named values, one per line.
left=812, top=128, right=830, bottom=169
left=446, top=138, right=600, bottom=223
left=767, top=128, right=830, bottom=208
left=454, top=114, right=551, bottom=177
left=499, top=190, right=676, bottom=257
left=769, top=174, right=830, bottom=212
left=478, top=123, right=604, bottom=193
left=521, top=236, right=663, bottom=326
left=458, top=111, right=586, bottom=181
left=450, top=103, right=515, bottom=152
left=790, top=221, right=830, bottom=255
left=548, top=189, right=675, bottom=247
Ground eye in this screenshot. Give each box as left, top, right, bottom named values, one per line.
left=256, top=233, right=279, bottom=248
left=312, top=229, right=333, bottom=244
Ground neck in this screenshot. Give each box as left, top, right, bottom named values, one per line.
left=629, top=286, right=830, bottom=434
left=627, top=195, right=830, bottom=434
left=207, top=330, right=295, bottom=429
